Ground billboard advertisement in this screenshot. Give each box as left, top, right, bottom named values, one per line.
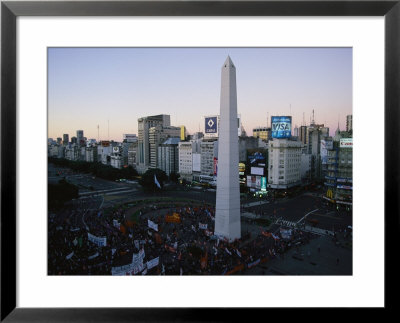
left=204, top=115, right=241, bottom=138
left=340, top=138, right=353, bottom=148
left=271, top=116, right=292, bottom=139
left=192, top=153, right=201, bottom=172
left=248, top=150, right=266, bottom=166
left=205, top=116, right=218, bottom=135
left=251, top=167, right=264, bottom=176
left=320, top=140, right=333, bottom=164
left=261, top=177, right=267, bottom=191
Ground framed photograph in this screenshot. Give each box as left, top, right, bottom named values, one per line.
left=1, top=0, right=398, bottom=320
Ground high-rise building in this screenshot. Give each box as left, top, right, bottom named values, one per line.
left=215, top=56, right=241, bottom=241
left=200, top=139, right=218, bottom=177
left=180, top=126, right=187, bottom=141
left=299, top=125, right=308, bottom=145
left=76, top=130, right=84, bottom=147
left=137, top=114, right=170, bottom=173
left=158, top=137, right=181, bottom=176
left=324, top=137, right=352, bottom=210
left=268, top=138, right=302, bottom=189
left=56, top=137, right=62, bottom=145
left=148, top=125, right=180, bottom=169
left=178, top=141, right=198, bottom=181
left=63, top=134, right=69, bottom=145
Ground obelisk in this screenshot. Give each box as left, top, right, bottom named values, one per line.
left=214, top=56, right=241, bottom=241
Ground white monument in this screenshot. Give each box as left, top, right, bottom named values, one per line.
left=214, top=56, right=241, bottom=241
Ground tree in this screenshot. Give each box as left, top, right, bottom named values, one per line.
left=48, top=179, right=79, bottom=209
left=169, top=172, right=180, bottom=183
left=138, top=168, right=168, bottom=192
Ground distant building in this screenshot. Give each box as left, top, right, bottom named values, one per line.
left=56, top=137, right=62, bottom=145
left=180, top=126, right=187, bottom=141
left=65, top=144, right=80, bottom=161
left=148, top=125, right=180, bottom=169
left=63, top=134, right=69, bottom=145
left=110, top=155, right=122, bottom=169
left=71, top=137, right=77, bottom=145
left=252, top=127, right=271, bottom=142
left=76, top=130, right=85, bottom=147
left=299, top=126, right=308, bottom=145
left=128, top=141, right=138, bottom=168
left=85, top=145, right=98, bottom=162
left=137, top=114, right=171, bottom=173
left=346, top=115, right=353, bottom=133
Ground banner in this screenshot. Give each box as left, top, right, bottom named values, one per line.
left=165, top=213, right=181, bottom=223
left=199, top=223, right=208, bottom=230
left=87, top=233, right=107, bottom=247
left=147, top=257, right=159, bottom=270
left=134, top=240, right=139, bottom=250
left=111, top=263, right=135, bottom=276
left=280, top=228, right=292, bottom=240
left=113, top=219, right=120, bottom=229
left=262, top=231, right=272, bottom=238
left=148, top=219, right=158, bottom=232
left=88, top=252, right=99, bottom=260
left=247, top=258, right=261, bottom=268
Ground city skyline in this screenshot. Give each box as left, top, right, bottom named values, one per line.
left=48, top=47, right=352, bottom=141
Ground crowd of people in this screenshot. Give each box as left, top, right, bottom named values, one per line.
left=48, top=198, right=318, bottom=276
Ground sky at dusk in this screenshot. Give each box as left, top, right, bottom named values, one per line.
left=48, top=47, right=352, bottom=141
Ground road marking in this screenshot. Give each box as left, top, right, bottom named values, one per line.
left=296, top=209, right=319, bottom=224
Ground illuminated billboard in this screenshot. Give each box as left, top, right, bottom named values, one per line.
left=321, top=140, right=333, bottom=164
left=205, top=116, right=218, bottom=135
left=204, top=115, right=241, bottom=138
left=271, top=116, right=292, bottom=139
left=251, top=167, right=264, bottom=176
left=340, top=138, right=353, bottom=148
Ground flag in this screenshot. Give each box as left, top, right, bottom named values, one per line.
left=154, top=174, right=161, bottom=189
left=271, top=233, right=280, bottom=240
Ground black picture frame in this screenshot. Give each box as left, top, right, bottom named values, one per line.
left=1, top=0, right=398, bottom=321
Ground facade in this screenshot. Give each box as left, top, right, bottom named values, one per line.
left=148, top=125, right=180, bottom=169
left=85, top=145, right=98, bottom=162
left=268, top=138, right=302, bottom=189
left=178, top=141, right=197, bottom=181
left=324, top=137, right=353, bottom=209
left=238, top=136, right=259, bottom=162
left=200, top=139, right=218, bottom=177
left=137, top=114, right=171, bottom=173
left=128, top=141, right=138, bottom=168
left=215, top=56, right=241, bottom=241
left=110, top=155, right=122, bottom=169
left=299, top=125, right=308, bottom=145
left=65, top=144, right=80, bottom=161
left=307, top=124, right=329, bottom=180
left=157, top=137, right=181, bottom=176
